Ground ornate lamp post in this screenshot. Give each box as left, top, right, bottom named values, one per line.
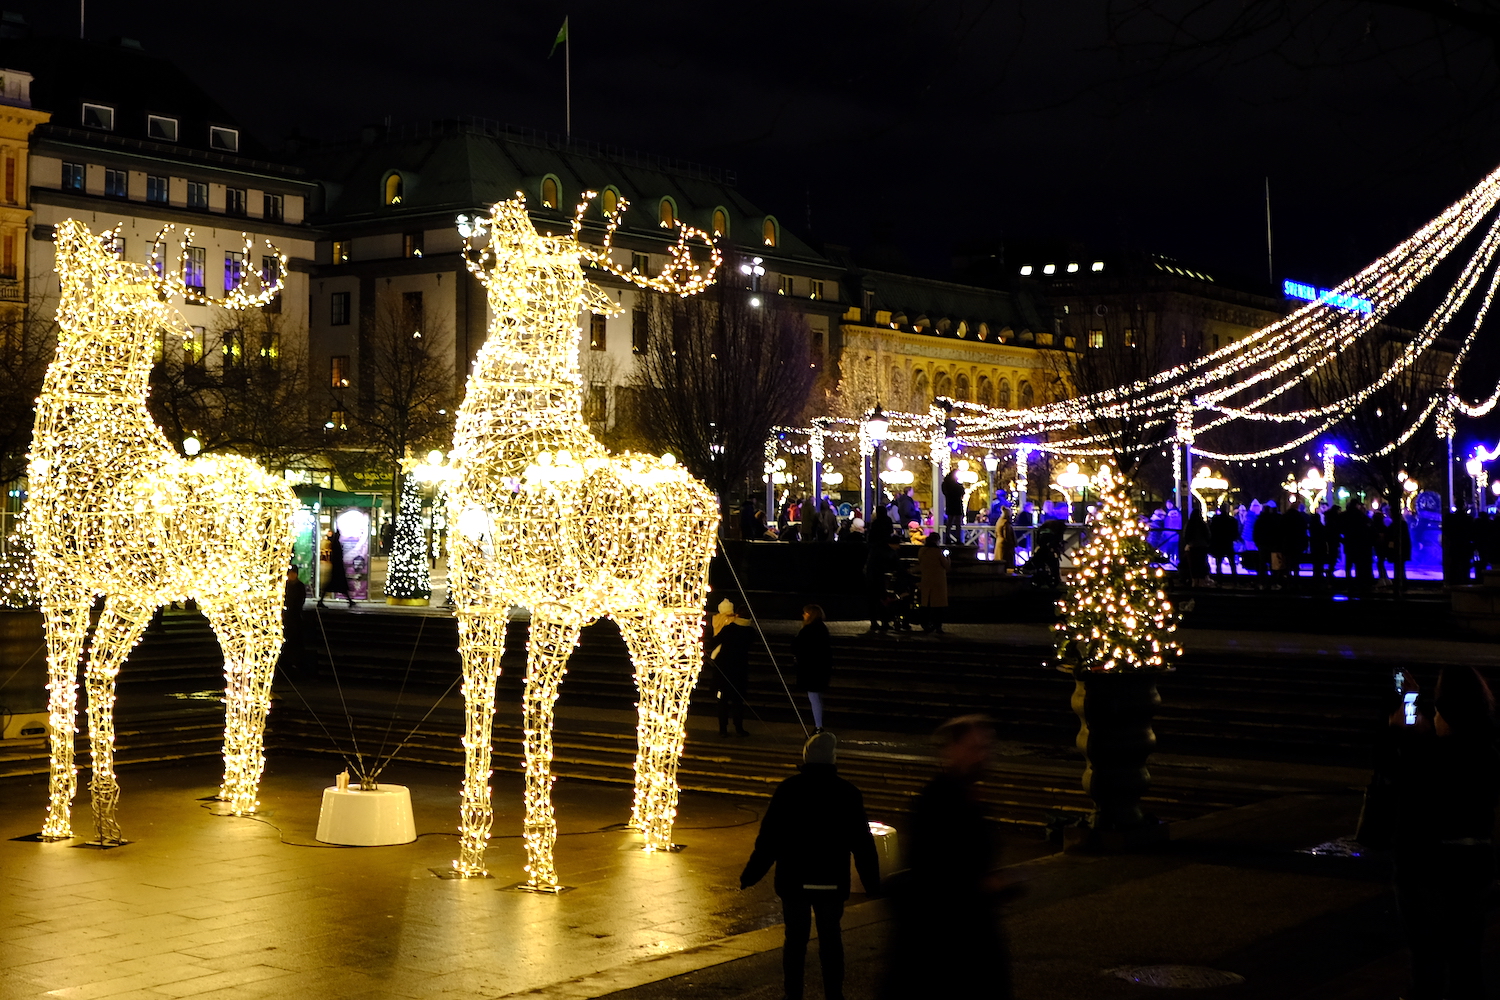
left=983, top=451, right=999, bottom=511
left=864, top=404, right=889, bottom=516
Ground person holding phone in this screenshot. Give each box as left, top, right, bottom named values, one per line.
left=918, top=533, right=951, bottom=635
left=1375, top=666, right=1499, bottom=1000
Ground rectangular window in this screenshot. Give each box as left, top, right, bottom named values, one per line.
left=104, top=168, right=128, bottom=198
left=147, top=115, right=178, bottom=142
left=584, top=384, right=607, bottom=423
left=222, top=328, right=243, bottom=368
left=263, top=192, right=283, bottom=222
left=808, top=280, right=824, bottom=301
left=328, top=409, right=346, bottom=431
left=589, top=312, right=606, bottom=351
left=1, top=234, right=14, bottom=279
left=1088, top=329, right=1104, bottom=349
left=631, top=307, right=647, bottom=354
left=1211, top=333, right=1220, bottom=350
left=224, top=251, right=245, bottom=294
left=631, top=252, right=649, bottom=276
left=225, top=187, right=247, bottom=216
left=146, top=174, right=168, bottom=203
left=1123, top=328, right=1137, bottom=348
left=778, top=275, right=794, bottom=296
left=332, top=239, right=350, bottom=264
left=257, top=331, right=280, bottom=367
left=209, top=126, right=239, bottom=152
left=330, top=355, right=350, bottom=388
left=184, top=325, right=205, bottom=365
left=153, top=329, right=167, bottom=364
left=187, top=181, right=208, bottom=209
left=82, top=103, right=114, bottom=130
left=403, top=232, right=424, bottom=258
left=184, top=246, right=206, bottom=293
left=4, top=156, right=14, bottom=203
left=330, top=291, right=350, bottom=326
left=260, top=256, right=281, bottom=313
left=863, top=289, right=875, bottom=317
left=62, top=162, right=84, bottom=192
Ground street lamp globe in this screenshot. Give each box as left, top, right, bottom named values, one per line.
left=982, top=451, right=1000, bottom=474
left=864, top=404, right=889, bottom=447
left=182, top=436, right=201, bottom=456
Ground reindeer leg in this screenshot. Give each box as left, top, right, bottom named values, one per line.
left=40, top=592, right=90, bottom=840
left=83, top=597, right=153, bottom=845
left=619, top=609, right=703, bottom=851
left=206, top=598, right=281, bottom=815
left=453, top=611, right=506, bottom=876
left=519, top=610, right=581, bottom=889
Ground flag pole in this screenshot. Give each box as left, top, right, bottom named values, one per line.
left=565, top=20, right=571, bottom=139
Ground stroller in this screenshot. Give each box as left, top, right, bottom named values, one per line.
left=1028, top=521, right=1064, bottom=588
left=879, top=564, right=918, bottom=632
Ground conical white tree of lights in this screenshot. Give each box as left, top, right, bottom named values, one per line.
left=1057, top=466, right=1181, bottom=672
left=384, top=475, right=431, bottom=604
left=29, top=220, right=295, bottom=845
left=445, top=193, right=721, bottom=886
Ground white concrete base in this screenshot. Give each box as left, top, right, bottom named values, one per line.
left=315, top=784, right=417, bottom=846
left=852, top=822, right=899, bottom=888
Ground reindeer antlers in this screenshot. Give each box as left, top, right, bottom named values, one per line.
left=572, top=190, right=721, bottom=297
left=150, top=225, right=288, bottom=310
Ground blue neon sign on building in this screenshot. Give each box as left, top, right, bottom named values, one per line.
left=1283, top=279, right=1373, bottom=314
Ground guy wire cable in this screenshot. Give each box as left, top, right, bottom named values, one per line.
left=715, top=532, right=809, bottom=739
left=371, top=612, right=428, bottom=772
left=314, top=605, right=366, bottom=779
left=369, top=671, right=464, bottom=781
left=270, top=666, right=359, bottom=777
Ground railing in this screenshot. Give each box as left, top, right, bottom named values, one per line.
left=0, top=277, right=20, bottom=302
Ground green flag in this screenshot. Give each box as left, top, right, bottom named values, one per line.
left=549, top=17, right=568, bottom=58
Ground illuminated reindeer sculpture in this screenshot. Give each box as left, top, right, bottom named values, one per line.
left=447, top=194, right=721, bottom=886
left=30, top=220, right=295, bottom=845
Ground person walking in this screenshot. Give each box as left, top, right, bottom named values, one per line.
left=708, top=598, right=754, bottom=736
left=1376, top=666, right=1500, bottom=1000
left=917, top=533, right=951, bottom=634
left=741, top=732, right=881, bottom=1000
left=278, top=566, right=308, bottom=677
left=884, top=715, right=1015, bottom=999
left=318, top=526, right=355, bottom=608
left=792, top=604, right=832, bottom=731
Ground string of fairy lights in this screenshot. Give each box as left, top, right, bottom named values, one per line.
left=446, top=193, right=719, bottom=887
left=767, top=160, right=1500, bottom=486
left=32, top=220, right=295, bottom=845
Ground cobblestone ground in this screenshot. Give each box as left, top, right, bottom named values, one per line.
left=0, top=756, right=791, bottom=1000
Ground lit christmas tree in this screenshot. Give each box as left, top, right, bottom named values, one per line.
left=1057, top=465, right=1181, bottom=671
left=383, top=475, right=431, bottom=603
left=0, top=513, right=40, bottom=610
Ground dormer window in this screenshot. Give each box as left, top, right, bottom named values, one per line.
left=601, top=187, right=619, bottom=217
left=712, top=208, right=729, bottom=238
left=540, top=176, right=559, bottom=209
left=147, top=115, right=178, bottom=142
left=82, top=103, right=114, bottom=130
left=209, top=126, right=239, bottom=152
left=658, top=197, right=676, bottom=228
left=384, top=172, right=403, bottom=205
left=761, top=216, right=778, bottom=248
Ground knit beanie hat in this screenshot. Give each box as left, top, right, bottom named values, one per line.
left=718, top=598, right=735, bottom=615
left=803, top=731, right=837, bottom=765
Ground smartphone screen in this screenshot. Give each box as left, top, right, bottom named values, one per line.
left=1403, top=692, right=1419, bottom=725
left=1393, top=668, right=1406, bottom=693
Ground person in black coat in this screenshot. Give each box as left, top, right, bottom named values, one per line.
left=792, top=604, right=832, bottom=730
left=278, top=566, right=308, bottom=677
left=318, top=526, right=355, bottom=608
left=708, top=599, right=754, bottom=736
left=1208, top=503, right=1241, bottom=579
left=884, top=715, right=1017, bottom=999
left=741, top=732, right=880, bottom=1000
left=1252, top=501, right=1282, bottom=587
left=1376, top=666, right=1500, bottom=1000
left=941, top=470, right=966, bottom=545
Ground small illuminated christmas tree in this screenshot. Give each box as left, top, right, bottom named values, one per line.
left=383, top=475, right=431, bottom=603
left=0, top=514, right=40, bottom=610
left=1057, top=465, right=1180, bottom=672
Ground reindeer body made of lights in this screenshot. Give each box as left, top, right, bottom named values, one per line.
left=30, top=220, right=295, bottom=845
left=446, top=194, right=721, bottom=886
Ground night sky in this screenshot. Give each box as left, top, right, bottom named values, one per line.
left=18, top=1, right=1500, bottom=293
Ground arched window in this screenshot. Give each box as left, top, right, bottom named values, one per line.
left=762, top=216, right=778, bottom=247
left=659, top=197, right=676, bottom=228
left=933, top=370, right=953, bottom=399
left=383, top=172, right=403, bottom=206
left=977, top=376, right=993, bottom=407
left=712, top=207, right=729, bottom=237
left=1018, top=380, right=1034, bottom=408
left=997, top=378, right=1012, bottom=408
left=910, top=370, right=930, bottom=411
left=540, top=176, right=560, bottom=209
left=955, top=373, right=971, bottom=402
left=601, top=187, right=620, bottom=217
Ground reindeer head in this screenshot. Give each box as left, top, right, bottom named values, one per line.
left=460, top=192, right=721, bottom=324
left=53, top=220, right=175, bottom=367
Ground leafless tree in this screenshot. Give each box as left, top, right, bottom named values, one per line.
left=348, top=294, right=455, bottom=512
left=0, top=298, right=59, bottom=488
left=632, top=265, right=819, bottom=517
